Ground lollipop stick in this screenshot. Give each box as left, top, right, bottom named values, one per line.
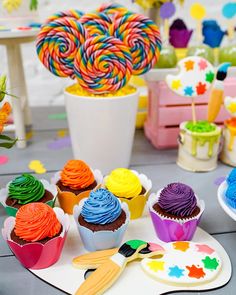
left=228, top=20, right=234, bottom=41
left=164, top=19, right=169, bottom=43
left=191, top=98, right=197, bottom=124
left=196, top=20, right=202, bottom=44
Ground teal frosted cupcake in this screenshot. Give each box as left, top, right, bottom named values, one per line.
left=0, top=174, right=58, bottom=216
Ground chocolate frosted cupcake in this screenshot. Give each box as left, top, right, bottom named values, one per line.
left=51, top=160, right=103, bottom=214
left=74, top=188, right=129, bottom=251
left=2, top=203, right=69, bottom=269
left=104, top=168, right=152, bottom=219
left=0, top=174, right=57, bottom=217
left=149, top=183, right=205, bottom=242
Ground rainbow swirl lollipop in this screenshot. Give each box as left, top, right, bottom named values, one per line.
left=96, top=3, right=129, bottom=18
left=79, top=12, right=112, bottom=36
left=110, top=12, right=162, bottom=75
left=36, top=18, right=88, bottom=78
left=74, top=35, right=133, bottom=93
left=45, top=9, right=84, bottom=23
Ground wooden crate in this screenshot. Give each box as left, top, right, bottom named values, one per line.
left=144, top=78, right=236, bottom=149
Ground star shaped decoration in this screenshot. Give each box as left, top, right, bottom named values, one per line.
left=198, top=59, right=208, bottom=70
left=173, top=241, right=190, bottom=252
left=227, top=102, right=236, bottom=114
left=184, top=86, right=194, bottom=96
left=205, top=71, right=215, bottom=83
left=168, top=265, right=185, bottom=278
left=147, top=260, right=165, bottom=272
left=202, top=256, right=219, bottom=270
left=171, top=79, right=182, bottom=90
left=196, top=244, right=215, bottom=255
left=196, top=82, right=207, bottom=95
left=184, top=60, right=194, bottom=71
left=186, top=265, right=206, bottom=279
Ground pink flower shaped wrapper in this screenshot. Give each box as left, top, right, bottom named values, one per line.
left=148, top=191, right=205, bottom=242
left=2, top=207, right=70, bottom=269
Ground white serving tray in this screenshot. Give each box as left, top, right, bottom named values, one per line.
left=30, top=213, right=232, bottom=295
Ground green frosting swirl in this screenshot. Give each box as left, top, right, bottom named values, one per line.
left=185, top=121, right=216, bottom=133
left=8, top=174, right=45, bottom=205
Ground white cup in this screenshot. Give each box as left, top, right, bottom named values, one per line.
left=64, top=88, right=139, bottom=174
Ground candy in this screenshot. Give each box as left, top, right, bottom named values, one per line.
left=96, top=3, right=129, bottom=18
left=36, top=18, right=88, bottom=78
left=110, top=12, right=162, bottom=75
left=74, top=35, right=133, bottom=93
left=79, top=12, right=112, bottom=36
left=45, top=9, right=84, bottom=23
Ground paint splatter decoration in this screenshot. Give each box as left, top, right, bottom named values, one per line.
left=141, top=241, right=221, bottom=285
left=166, top=56, right=215, bottom=98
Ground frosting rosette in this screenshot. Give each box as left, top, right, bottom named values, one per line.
left=227, top=168, right=236, bottom=186
left=105, top=168, right=142, bottom=199
left=60, top=160, right=95, bottom=190
left=159, top=183, right=197, bottom=217
left=8, top=174, right=45, bottom=205
left=81, top=188, right=121, bottom=224
left=14, top=203, right=61, bottom=242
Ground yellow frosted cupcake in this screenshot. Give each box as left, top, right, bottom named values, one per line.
left=104, top=168, right=152, bottom=219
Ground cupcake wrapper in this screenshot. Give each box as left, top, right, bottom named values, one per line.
left=51, top=169, right=103, bottom=214
left=169, top=30, right=193, bottom=48
left=103, top=170, right=152, bottom=220
left=2, top=207, right=70, bottom=269
left=74, top=199, right=130, bottom=252
left=0, top=179, right=58, bottom=217
left=148, top=192, right=205, bottom=242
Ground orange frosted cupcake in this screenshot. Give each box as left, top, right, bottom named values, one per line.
left=2, top=203, right=69, bottom=269
left=51, top=160, right=103, bottom=214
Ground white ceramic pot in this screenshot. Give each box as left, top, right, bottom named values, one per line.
left=177, top=121, right=221, bottom=172
left=64, top=89, right=139, bottom=174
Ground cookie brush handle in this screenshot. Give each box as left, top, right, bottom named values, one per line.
left=74, top=240, right=147, bottom=295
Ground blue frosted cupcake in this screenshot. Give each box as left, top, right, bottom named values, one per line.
left=226, top=168, right=236, bottom=186
left=73, top=188, right=129, bottom=251
left=225, top=185, right=236, bottom=209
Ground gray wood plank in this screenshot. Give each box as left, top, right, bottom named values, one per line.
left=0, top=232, right=235, bottom=295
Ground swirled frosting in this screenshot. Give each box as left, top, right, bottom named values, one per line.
left=81, top=188, right=122, bottom=224
left=14, top=203, right=61, bottom=242
left=8, top=174, right=45, bottom=205
left=227, top=168, right=236, bottom=185
left=105, top=168, right=142, bottom=199
left=225, top=185, right=236, bottom=201
left=60, top=160, right=95, bottom=189
left=158, top=183, right=197, bottom=217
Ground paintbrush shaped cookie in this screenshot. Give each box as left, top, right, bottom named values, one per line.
left=73, top=242, right=165, bottom=270
left=74, top=240, right=150, bottom=295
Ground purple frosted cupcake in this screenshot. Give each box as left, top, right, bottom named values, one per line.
left=149, top=183, right=205, bottom=242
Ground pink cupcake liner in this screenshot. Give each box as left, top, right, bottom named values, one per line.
left=2, top=207, right=70, bottom=269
